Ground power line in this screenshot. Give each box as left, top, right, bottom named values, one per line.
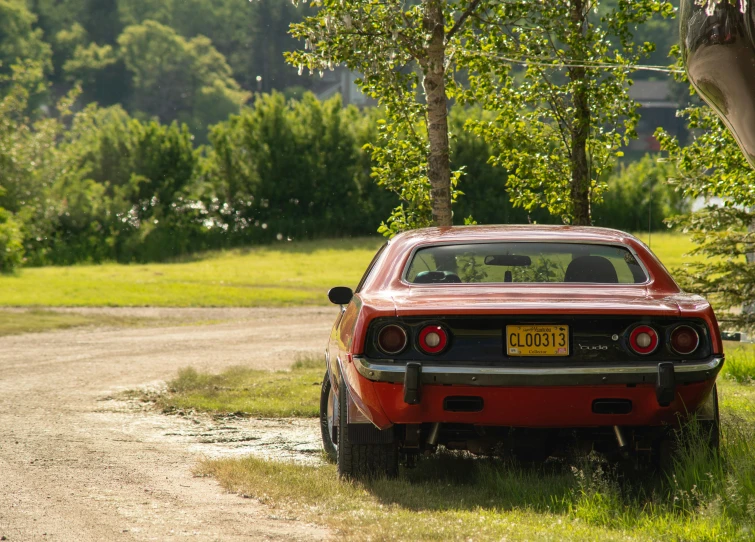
left=455, top=49, right=684, bottom=74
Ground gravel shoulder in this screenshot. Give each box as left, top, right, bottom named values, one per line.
left=0, top=307, right=336, bottom=541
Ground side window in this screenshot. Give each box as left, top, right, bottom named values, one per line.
left=355, top=243, right=388, bottom=293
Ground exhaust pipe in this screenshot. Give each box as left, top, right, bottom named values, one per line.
left=613, top=426, right=629, bottom=456
left=427, top=422, right=441, bottom=446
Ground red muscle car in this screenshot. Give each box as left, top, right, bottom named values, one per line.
left=320, top=226, right=723, bottom=478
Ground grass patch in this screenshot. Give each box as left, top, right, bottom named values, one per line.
left=723, top=342, right=755, bottom=384
left=0, top=233, right=706, bottom=308
left=157, top=353, right=324, bottom=417
left=0, top=237, right=383, bottom=307
left=187, top=348, right=755, bottom=541
left=0, top=309, right=147, bottom=336
left=201, top=416, right=755, bottom=541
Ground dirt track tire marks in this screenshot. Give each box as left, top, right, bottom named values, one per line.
left=0, top=307, right=335, bottom=541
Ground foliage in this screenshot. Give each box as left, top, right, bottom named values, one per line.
left=204, top=91, right=395, bottom=243
left=657, top=103, right=755, bottom=326
left=117, top=21, right=249, bottom=137
left=462, top=0, right=674, bottom=225
left=592, top=154, right=690, bottom=232
left=449, top=106, right=555, bottom=226
left=0, top=0, right=52, bottom=104
left=0, top=207, right=24, bottom=272
left=287, top=0, right=488, bottom=233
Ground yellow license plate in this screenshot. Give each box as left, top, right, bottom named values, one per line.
left=506, top=325, right=569, bottom=356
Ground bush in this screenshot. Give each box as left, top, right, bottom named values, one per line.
left=0, top=208, right=24, bottom=273
left=592, top=154, right=690, bottom=232
left=203, top=91, right=395, bottom=243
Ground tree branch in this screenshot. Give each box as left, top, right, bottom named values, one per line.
left=447, top=0, right=483, bottom=41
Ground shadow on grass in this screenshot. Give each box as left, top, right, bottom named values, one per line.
left=366, top=452, right=579, bottom=514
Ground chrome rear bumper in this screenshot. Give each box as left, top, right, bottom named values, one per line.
left=354, top=356, right=724, bottom=388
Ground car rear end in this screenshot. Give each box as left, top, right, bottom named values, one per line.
left=341, top=229, right=723, bottom=465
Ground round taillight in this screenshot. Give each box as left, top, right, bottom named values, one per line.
left=418, top=325, right=449, bottom=354
left=377, top=325, right=407, bottom=355
left=670, top=325, right=700, bottom=355
left=629, top=325, right=659, bottom=355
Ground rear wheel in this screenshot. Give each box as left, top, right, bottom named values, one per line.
left=319, top=371, right=337, bottom=463
left=337, top=377, right=398, bottom=479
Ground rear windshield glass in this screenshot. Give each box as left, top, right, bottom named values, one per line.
left=405, top=243, right=647, bottom=284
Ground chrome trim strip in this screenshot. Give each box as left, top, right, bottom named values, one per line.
left=355, top=356, right=722, bottom=377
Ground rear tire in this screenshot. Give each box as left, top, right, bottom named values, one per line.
left=319, top=371, right=337, bottom=463
left=337, top=377, right=398, bottom=479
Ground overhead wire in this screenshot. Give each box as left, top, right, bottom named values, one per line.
left=454, top=48, right=684, bottom=74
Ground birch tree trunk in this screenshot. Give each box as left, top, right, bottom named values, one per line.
left=568, top=0, right=592, bottom=226
left=422, top=0, right=453, bottom=227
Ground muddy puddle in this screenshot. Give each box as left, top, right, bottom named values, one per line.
left=96, top=395, right=325, bottom=466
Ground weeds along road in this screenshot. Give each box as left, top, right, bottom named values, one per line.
left=0, top=307, right=335, bottom=542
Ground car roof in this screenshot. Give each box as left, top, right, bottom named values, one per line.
left=390, top=224, right=637, bottom=246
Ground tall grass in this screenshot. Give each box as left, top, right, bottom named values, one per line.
left=723, top=346, right=755, bottom=384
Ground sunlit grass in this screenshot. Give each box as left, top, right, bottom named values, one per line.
left=174, top=345, right=755, bottom=541
left=0, top=237, right=384, bottom=307
left=631, top=231, right=711, bottom=271
left=0, top=232, right=724, bottom=307
left=154, top=353, right=324, bottom=417
left=201, top=419, right=755, bottom=541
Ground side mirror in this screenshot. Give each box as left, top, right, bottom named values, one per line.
left=328, top=286, right=353, bottom=305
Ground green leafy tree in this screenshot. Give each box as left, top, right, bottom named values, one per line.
left=0, top=63, right=69, bottom=269
left=463, top=0, right=673, bottom=225
left=287, top=0, right=487, bottom=233
left=57, top=103, right=201, bottom=262
left=117, top=21, right=250, bottom=137
left=204, top=91, right=384, bottom=241
left=0, top=0, right=52, bottom=104
left=117, top=0, right=307, bottom=92
left=657, top=104, right=755, bottom=326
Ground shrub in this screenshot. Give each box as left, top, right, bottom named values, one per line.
left=0, top=208, right=24, bottom=273
left=592, top=154, right=690, bottom=232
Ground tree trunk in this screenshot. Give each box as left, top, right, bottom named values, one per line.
left=568, top=0, right=591, bottom=226
left=423, top=0, right=453, bottom=227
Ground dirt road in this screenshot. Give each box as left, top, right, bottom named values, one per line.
left=0, top=307, right=336, bottom=541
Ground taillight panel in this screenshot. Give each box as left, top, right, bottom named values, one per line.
left=363, top=316, right=712, bottom=362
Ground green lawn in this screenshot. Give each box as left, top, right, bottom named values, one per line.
left=0, top=238, right=384, bottom=307
left=0, top=232, right=709, bottom=308
left=631, top=231, right=708, bottom=270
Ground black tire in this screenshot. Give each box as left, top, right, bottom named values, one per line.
left=337, top=377, right=399, bottom=479
left=319, top=371, right=337, bottom=463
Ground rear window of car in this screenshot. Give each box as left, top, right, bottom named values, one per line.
left=405, top=243, right=647, bottom=284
